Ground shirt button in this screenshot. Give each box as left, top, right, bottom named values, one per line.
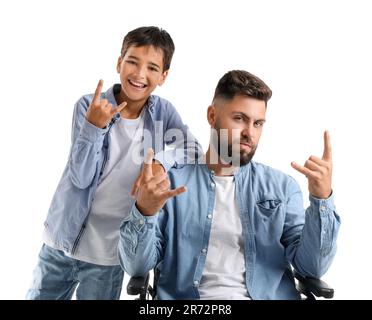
left=193, top=280, right=199, bottom=287
left=201, top=248, right=207, bottom=254
left=139, top=219, right=145, bottom=225
left=320, top=206, right=326, bottom=212
left=210, top=182, right=215, bottom=188
left=207, top=214, right=212, bottom=219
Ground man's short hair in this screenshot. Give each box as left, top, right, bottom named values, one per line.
left=120, top=26, right=175, bottom=71
left=213, top=70, right=272, bottom=106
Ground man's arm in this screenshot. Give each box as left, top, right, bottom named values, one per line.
left=282, top=180, right=340, bottom=278
left=284, top=131, right=341, bottom=278
left=119, top=149, right=186, bottom=276
left=118, top=206, right=165, bottom=277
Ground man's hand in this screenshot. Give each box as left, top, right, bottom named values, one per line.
left=291, top=131, right=333, bottom=199
left=136, top=149, right=187, bottom=216
left=131, top=160, right=165, bottom=198
left=86, top=79, right=127, bottom=128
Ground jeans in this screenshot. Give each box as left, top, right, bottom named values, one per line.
left=26, top=244, right=124, bottom=300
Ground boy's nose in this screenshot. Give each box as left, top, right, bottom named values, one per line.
left=136, top=65, right=147, bottom=79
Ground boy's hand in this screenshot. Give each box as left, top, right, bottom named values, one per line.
left=131, top=160, right=165, bottom=198
left=291, top=131, right=333, bottom=199
left=86, top=79, right=127, bottom=128
left=136, top=149, right=187, bottom=216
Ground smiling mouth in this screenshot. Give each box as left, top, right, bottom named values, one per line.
left=128, top=79, right=147, bottom=89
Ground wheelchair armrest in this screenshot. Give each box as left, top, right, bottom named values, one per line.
left=127, top=274, right=149, bottom=296
left=294, top=270, right=334, bottom=299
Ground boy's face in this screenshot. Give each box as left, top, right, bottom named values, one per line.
left=116, top=45, right=168, bottom=103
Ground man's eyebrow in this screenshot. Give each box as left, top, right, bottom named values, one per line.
left=232, top=112, right=266, bottom=122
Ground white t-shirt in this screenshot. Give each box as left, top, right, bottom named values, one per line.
left=198, top=175, right=250, bottom=300
left=44, top=113, right=145, bottom=266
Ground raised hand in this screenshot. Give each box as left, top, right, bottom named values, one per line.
left=136, top=149, right=187, bottom=216
left=85, top=79, right=127, bottom=128
left=131, top=160, right=165, bottom=198
left=291, top=131, right=332, bottom=199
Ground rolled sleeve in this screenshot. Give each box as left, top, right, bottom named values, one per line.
left=118, top=205, right=160, bottom=276
left=79, top=118, right=108, bottom=144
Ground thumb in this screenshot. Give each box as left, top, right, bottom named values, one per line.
left=116, top=101, right=127, bottom=113
left=131, top=172, right=142, bottom=198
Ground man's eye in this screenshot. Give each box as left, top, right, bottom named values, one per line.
left=234, top=116, right=243, bottom=121
left=255, top=122, right=264, bottom=127
left=126, top=60, right=136, bottom=65
left=149, top=67, right=159, bottom=72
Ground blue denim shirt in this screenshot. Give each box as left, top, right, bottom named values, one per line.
left=44, top=84, right=201, bottom=253
left=119, top=162, right=340, bottom=300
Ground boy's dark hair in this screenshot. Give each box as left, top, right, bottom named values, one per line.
left=213, top=70, right=272, bottom=106
left=121, top=26, right=175, bottom=71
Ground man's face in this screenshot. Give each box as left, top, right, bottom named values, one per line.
left=116, top=45, right=168, bottom=103
left=208, top=95, right=266, bottom=166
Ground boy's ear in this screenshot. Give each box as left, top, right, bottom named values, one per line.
left=158, top=70, right=169, bottom=86
left=116, top=57, right=122, bottom=73
left=207, top=105, right=216, bottom=126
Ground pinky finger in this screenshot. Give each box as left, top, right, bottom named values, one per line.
left=163, top=186, right=187, bottom=200
left=291, top=161, right=311, bottom=176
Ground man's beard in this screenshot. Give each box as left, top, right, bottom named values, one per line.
left=211, top=123, right=257, bottom=167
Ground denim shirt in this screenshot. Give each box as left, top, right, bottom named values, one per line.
left=119, top=162, right=341, bottom=300
left=44, top=84, right=202, bottom=253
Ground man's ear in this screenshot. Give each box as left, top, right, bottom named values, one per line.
left=158, top=70, right=169, bottom=86
left=207, top=105, right=216, bottom=127
left=116, top=57, right=122, bottom=73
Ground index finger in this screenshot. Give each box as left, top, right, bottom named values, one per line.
left=92, top=79, right=103, bottom=104
left=143, top=148, right=154, bottom=181
left=322, top=130, right=332, bottom=161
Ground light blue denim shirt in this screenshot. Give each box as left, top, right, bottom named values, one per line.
left=44, top=84, right=202, bottom=253
left=119, top=162, right=340, bottom=300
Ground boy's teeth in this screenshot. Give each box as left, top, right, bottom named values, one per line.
left=129, top=80, right=145, bottom=88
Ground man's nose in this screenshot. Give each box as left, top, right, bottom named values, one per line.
left=241, top=126, right=254, bottom=140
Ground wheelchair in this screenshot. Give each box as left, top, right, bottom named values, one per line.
left=127, top=270, right=334, bottom=300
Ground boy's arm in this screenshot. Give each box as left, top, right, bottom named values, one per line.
left=281, top=178, right=341, bottom=278
left=68, top=80, right=126, bottom=189
left=154, top=102, right=203, bottom=171
left=67, top=96, right=108, bottom=189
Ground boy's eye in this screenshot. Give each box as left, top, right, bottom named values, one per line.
left=126, top=60, right=137, bottom=65
left=149, top=67, right=159, bottom=72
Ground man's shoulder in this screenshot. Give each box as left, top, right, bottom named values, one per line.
left=167, top=164, right=204, bottom=182
left=250, top=161, right=297, bottom=184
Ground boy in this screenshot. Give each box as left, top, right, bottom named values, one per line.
left=27, top=26, right=201, bottom=300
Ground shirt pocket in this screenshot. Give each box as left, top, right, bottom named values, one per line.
left=256, top=199, right=282, bottom=219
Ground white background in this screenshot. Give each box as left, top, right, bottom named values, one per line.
left=1, top=0, right=371, bottom=299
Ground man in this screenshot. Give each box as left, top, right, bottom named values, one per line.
left=118, top=70, right=340, bottom=299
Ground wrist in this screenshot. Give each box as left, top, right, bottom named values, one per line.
left=135, top=202, right=156, bottom=216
